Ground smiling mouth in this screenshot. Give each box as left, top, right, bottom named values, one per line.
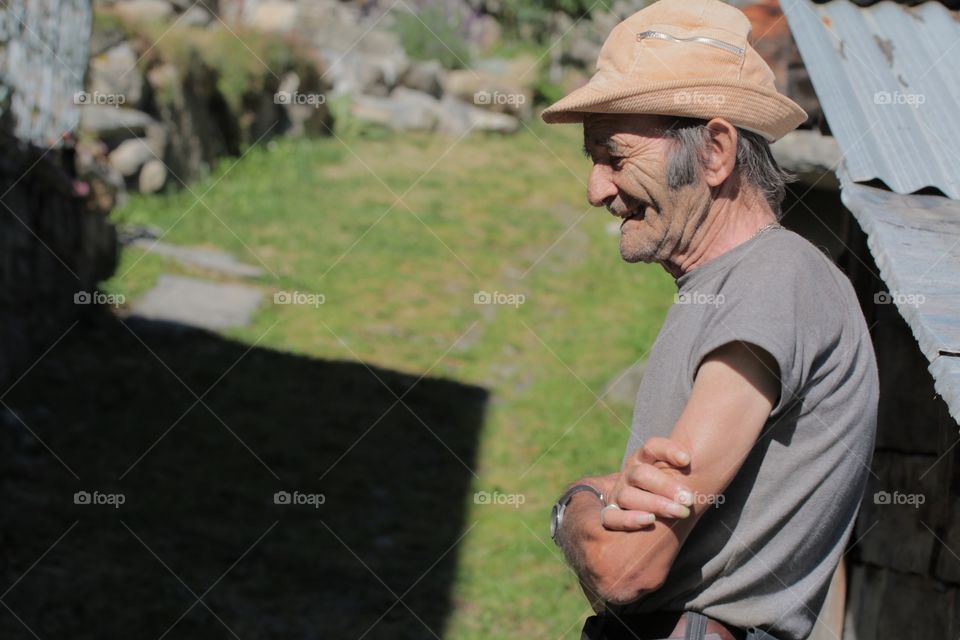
left=619, top=207, right=647, bottom=227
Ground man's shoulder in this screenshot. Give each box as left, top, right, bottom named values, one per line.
left=724, top=228, right=847, bottom=293
left=738, top=228, right=833, bottom=271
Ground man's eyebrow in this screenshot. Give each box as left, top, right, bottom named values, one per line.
left=582, top=139, right=618, bottom=157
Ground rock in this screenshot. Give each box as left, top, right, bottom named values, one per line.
left=299, top=2, right=407, bottom=97
left=443, top=68, right=532, bottom=120
left=117, top=223, right=164, bottom=244
left=468, top=14, right=501, bottom=51
left=114, top=0, right=175, bottom=23
left=78, top=107, right=157, bottom=145
left=400, top=60, right=445, bottom=99
left=180, top=5, right=213, bottom=27
left=88, top=42, right=144, bottom=109
left=557, top=11, right=614, bottom=70
left=109, top=138, right=158, bottom=177
left=128, top=275, right=263, bottom=331
left=350, top=87, right=519, bottom=135
left=138, top=159, right=168, bottom=193
left=249, top=0, right=300, bottom=32
left=433, top=95, right=471, bottom=135
left=464, top=105, right=520, bottom=134
left=301, top=2, right=399, bottom=55
left=275, top=71, right=332, bottom=137
left=144, top=121, right=169, bottom=155
left=129, top=240, right=264, bottom=277
left=564, top=33, right=602, bottom=70
left=323, top=50, right=409, bottom=97
left=75, top=140, right=127, bottom=212
left=352, top=88, right=440, bottom=131
left=436, top=95, right=519, bottom=135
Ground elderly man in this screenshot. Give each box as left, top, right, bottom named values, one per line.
left=542, top=1, right=878, bottom=639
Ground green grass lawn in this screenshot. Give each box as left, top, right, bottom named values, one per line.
left=108, top=122, right=675, bottom=638
left=6, top=123, right=674, bottom=639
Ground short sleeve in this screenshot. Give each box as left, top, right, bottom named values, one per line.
left=685, top=265, right=804, bottom=418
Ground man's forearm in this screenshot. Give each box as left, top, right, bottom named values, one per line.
left=556, top=491, right=607, bottom=602
left=556, top=473, right=694, bottom=606
left=555, top=480, right=667, bottom=606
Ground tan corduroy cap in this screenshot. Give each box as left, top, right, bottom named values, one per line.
left=541, top=0, right=806, bottom=141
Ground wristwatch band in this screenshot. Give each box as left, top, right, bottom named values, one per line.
left=550, top=483, right=604, bottom=542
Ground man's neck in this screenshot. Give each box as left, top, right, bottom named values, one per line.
left=661, top=193, right=778, bottom=279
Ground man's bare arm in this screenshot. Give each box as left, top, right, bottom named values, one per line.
left=557, top=341, right=780, bottom=605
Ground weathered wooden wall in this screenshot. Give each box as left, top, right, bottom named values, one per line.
left=785, top=187, right=960, bottom=638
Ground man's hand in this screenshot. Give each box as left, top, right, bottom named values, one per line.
left=602, top=437, right=695, bottom=531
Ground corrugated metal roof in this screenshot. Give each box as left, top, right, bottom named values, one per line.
left=782, top=0, right=960, bottom=199
left=838, top=167, right=960, bottom=424
left=816, top=0, right=960, bottom=7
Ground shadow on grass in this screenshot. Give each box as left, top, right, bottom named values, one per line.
left=0, top=310, right=487, bottom=640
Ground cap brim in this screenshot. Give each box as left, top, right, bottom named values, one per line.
left=541, top=77, right=807, bottom=142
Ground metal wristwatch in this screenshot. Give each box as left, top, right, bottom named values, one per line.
left=550, top=484, right=605, bottom=543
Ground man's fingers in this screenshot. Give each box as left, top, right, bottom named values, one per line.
left=600, top=504, right=656, bottom=532
left=614, top=485, right=691, bottom=520
left=626, top=463, right=695, bottom=507
left=641, top=437, right=691, bottom=467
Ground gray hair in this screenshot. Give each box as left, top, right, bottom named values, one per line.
left=662, top=118, right=795, bottom=216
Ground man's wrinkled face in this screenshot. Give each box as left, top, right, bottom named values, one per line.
left=582, top=114, right=712, bottom=264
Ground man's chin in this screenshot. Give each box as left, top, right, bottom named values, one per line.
left=619, top=238, right=657, bottom=264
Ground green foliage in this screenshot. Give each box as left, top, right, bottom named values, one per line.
left=390, top=8, right=472, bottom=69
left=104, top=10, right=316, bottom=116
left=91, top=6, right=129, bottom=37
left=533, top=74, right=567, bottom=106
left=495, top=0, right=596, bottom=42
left=142, top=25, right=299, bottom=114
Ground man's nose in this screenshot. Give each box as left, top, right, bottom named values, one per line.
left=587, top=163, right=617, bottom=208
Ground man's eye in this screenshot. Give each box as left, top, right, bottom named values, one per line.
left=609, top=156, right=624, bottom=170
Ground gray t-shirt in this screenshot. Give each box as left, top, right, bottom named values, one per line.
left=616, top=228, right=878, bottom=640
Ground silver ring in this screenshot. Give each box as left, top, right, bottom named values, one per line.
left=600, top=502, right=621, bottom=526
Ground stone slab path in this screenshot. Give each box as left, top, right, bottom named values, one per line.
left=128, top=274, right=263, bottom=331
left=130, top=239, right=264, bottom=278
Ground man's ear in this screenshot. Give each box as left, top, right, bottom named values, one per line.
left=701, top=118, right=738, bottom=188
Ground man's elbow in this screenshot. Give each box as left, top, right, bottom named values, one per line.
left=585, top=544, right=669, bottom=605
